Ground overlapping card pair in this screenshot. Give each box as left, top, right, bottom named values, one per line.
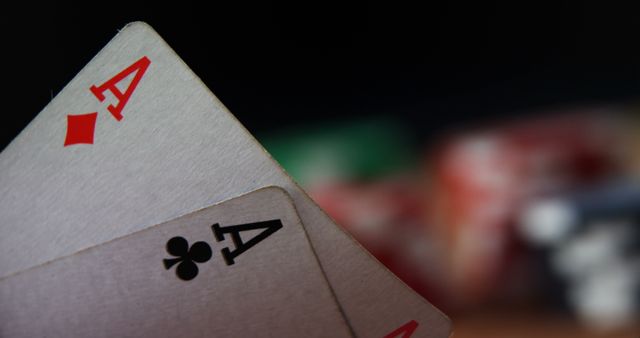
left=0, top=22, right=451, bottom=337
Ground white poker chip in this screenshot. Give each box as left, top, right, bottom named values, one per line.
left=569, top=259, right=640, bottom=331
left=518, top=198, right=577, bottom=246
left=551, top=220, right=633, bottom=279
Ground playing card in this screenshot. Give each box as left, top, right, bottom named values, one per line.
left=0, top=22, right=450, bottom=337
left=0, top=187, right=352, bottom=337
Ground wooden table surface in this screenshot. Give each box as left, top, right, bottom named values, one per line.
left=450, top=310, right=639, bottom=338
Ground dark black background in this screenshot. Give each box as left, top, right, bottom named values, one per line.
left=3, top=2, right=640, bottom=150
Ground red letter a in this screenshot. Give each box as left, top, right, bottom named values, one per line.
left=90, top=56, right=151, bottom=121
left=383, top=320, right=419, bottom=338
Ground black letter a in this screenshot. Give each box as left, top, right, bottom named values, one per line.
left=211, top=219, right=283, bottom=265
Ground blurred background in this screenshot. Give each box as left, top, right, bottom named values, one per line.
left=2, top=2, right=640, bottom=337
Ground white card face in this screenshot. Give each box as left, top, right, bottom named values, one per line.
left=0, top=187, right=352, bottom=337
left=0, top=22, right=450, bottom=337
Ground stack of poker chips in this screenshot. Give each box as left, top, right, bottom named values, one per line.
left=519, top=180, right=640, bottom=331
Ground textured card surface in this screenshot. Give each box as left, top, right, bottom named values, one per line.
left=0, top=22, right=450, bottom=337
left=0, top=187, right=352, bottom=337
